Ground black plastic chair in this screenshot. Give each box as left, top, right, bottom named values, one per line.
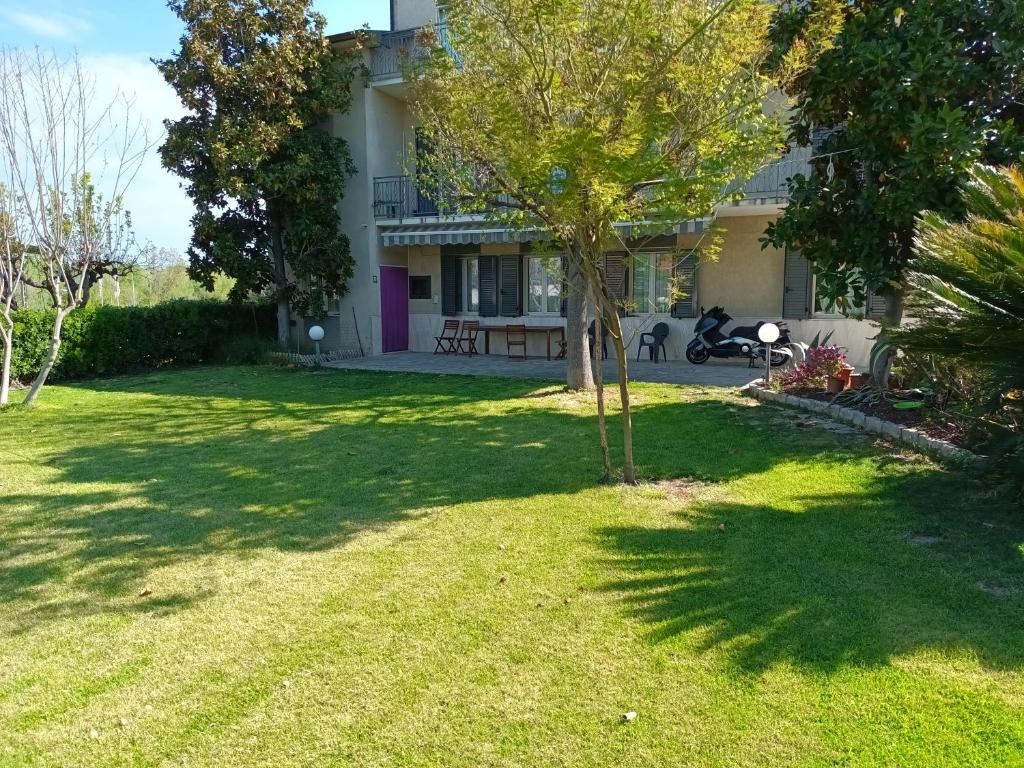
left=588, top=320, right=609, bottom=359
left=637, top=322, right=669, bottom=362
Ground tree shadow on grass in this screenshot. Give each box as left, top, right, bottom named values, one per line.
left=596, top=466, right=1024, bottom=673
left=0, top=367, right=914, bottom=634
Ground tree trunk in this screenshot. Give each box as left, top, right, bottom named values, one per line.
left=605, top=309, right=636, bottom=484
left=591, top=298, right=612, bottom=481
left=269, top=206, right=291, bottom=348
left=23, top=308, right=66, bottom=406
left=0, top=323, right=12, bottom=406
left=870, top=282, right=907, bottom=387
left=565, top=257, right=594, bottom=391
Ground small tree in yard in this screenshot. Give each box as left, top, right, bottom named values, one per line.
left=0, top=183, right=27, bottom=405
left=157, top=0, right=362, bottom=347
left=763, top=0, right=1024, bottom=381
left=408, top=0, right=825, bottom=482
left=0, top=49, right=148, bottom=405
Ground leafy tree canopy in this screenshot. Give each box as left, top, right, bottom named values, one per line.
left=764, top=0, right=1024, bottom=316
left=156, top=0, right=362, bottom=334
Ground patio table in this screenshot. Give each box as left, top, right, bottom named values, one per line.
left=476, top=324, right=566, bottom=360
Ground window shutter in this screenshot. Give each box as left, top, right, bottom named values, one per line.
left=782, top=247, right=813, bottom=319
left=559, top=255, right=568, bottom=318
left=440, top=254, right=460, bottom=316
left=478, top=255, right=498, bottom=316
left=499, top=254, right=521, bottom=316
left=865, top=290, right=888, bottom=319
left=671, top=251, right=697, bottom=318
left=604, top=253, right=627, bottom=315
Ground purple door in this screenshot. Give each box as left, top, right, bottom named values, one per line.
left=380, top=266, right=409, bottom=353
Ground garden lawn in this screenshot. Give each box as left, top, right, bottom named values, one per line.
left=1, top=366, right=1023, bottom=767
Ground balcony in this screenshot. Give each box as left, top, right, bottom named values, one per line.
left=373, top=175, right=519, bottom=220
left=374, top=149, right=815, bottom=221
left=369, top=25, right=453, bottom=82
left=736, top=145, right=813, bottom=198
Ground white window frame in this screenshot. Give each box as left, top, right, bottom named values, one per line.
left=459, top=256, right=479, bottom=313
left=526, top=255, right=562, bottom=316
left=631, top=252, right=674, bottom=315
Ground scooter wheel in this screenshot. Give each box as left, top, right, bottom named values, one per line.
left=686, top=346, right=711, bottom=364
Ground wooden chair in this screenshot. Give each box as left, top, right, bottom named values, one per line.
left=555, top=338, right=568, bottom=360
left=505, top=324, right=528, bottom=359
left=434, top=319, right=460, bottom=355
left=456, top=320, right=481, bottom=356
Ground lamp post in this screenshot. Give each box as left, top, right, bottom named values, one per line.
left=758, top=322, right=780, bottom=385
left=308, top=325, right=325, bottom=362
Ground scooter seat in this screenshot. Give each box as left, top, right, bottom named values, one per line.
left=729, top=322, right=762, bottom=340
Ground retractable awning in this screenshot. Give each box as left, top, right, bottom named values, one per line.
left=378, top=218, right=711, bottom=248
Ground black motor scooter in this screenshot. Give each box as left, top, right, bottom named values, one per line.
left=685, top=305, right=793, bottom=367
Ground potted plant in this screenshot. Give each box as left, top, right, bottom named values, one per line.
left=779, top=345, right=849, bottom=392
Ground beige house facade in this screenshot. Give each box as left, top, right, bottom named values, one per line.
left=303, top=0, right=883, bottom=367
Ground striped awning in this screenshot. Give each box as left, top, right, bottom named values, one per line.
left=379, top=218, right=711, bottom=248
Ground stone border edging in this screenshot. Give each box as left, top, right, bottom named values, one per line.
left=271, top=351, right=359, bottom=367
left=743, top=380, right=975, bottom=463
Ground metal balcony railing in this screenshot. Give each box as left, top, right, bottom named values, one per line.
left=373, top=175, right=439, bottom=218
left=736, top=145, right=813, bottom=198
left=369, top=24, right=454, bottom=81
left=372, top=175, right=517, bottom=220
left=373, top=149, right=816, bottom=219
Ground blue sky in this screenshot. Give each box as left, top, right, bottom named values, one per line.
left=0, top=0, right=393, bottom=253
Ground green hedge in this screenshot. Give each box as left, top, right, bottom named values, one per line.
left=11, top=300, right=276, bottom=381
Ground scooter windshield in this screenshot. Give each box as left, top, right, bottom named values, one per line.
left=695, top=315, right=717, bottom=334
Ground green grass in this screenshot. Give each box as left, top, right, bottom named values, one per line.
left=1, top=365, right=1022, bottom=767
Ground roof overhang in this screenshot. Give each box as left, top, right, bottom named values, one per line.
left=379, top=218, right=711, bottom=248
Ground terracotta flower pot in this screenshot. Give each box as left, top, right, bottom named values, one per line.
left=848, top=372, right=868, bottom=388
left=826, top=376, right=845, bottom=394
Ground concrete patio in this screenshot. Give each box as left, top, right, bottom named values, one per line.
left=323, top=351, right=760, bottom=387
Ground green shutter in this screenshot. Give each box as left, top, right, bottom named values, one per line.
left=478, top=255, right=498, bottom=316
left=671, top=251, right=697, bottom=318
left=559, top=255, right=568, bottom=317
left=782, top=247, right=813, bottom=319
left=440, top=254, right=460, bottom=316
left=603, top=253, right=627, bottom=315
left=865, top=290, right=888, bottom=319
left=499, top=254, right=521, bottom=316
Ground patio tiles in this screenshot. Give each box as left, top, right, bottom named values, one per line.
left=323, top=351, right=759, bottom=388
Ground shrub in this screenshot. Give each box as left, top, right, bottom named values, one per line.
left=780, top=345, right=847, bottom=389
left=892, top=164, right=1024, bottom=495
left=11, top=299, right=275, bottom=382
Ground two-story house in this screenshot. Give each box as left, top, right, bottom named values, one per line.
left=305, top=0, right=883, bottom=366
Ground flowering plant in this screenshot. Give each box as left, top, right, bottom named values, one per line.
left=781, top=345, right=847, bottom=389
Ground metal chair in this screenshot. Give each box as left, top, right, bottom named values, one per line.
left=588, top=319, right=609, bottom=359
left=434, top=319, right=460, bottom=355
left=637, top=322, right=670, bottom=362
left=456, top=320, right=481, bottom=356
left=505, top=324, right=527, bottom=359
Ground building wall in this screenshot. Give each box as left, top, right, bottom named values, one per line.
left=690, top=215, right=785, bottom=318
left=393, top=0, right=438, bottom=30
left=401, top=218, right=880, bottom=367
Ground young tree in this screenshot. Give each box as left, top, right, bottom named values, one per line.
left=0, top=48, right=148, bottom=405
left=763, top=0, right=1024, bottom=379
left=0, top=183, right=27, bottom=405
left=157, top=0, right=362, bottom=347
left=408, top=0, right=815, bottom=482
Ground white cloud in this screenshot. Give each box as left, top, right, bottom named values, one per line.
left=79, top=53, right=193, bottom=253
left=0, top=8, right=92, bottom=40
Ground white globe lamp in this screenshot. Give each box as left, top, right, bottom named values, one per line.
left=308, top=325, right=325, bottom=360
left=758, top=323, right=781, bottom=384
